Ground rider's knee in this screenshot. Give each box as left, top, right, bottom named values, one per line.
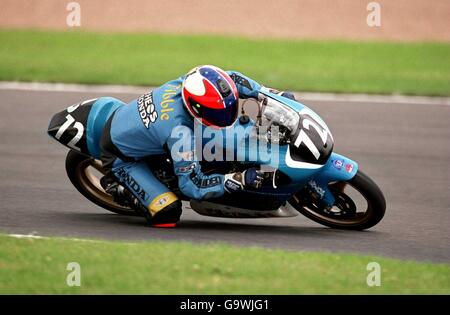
left=147, top=192, right=182, bottom=227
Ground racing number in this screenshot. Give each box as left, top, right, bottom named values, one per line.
left=55, top=103, right=84, bottom=151
left=293, top=117, right=328, bottom=160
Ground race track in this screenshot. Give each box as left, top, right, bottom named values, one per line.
left=1, top=87, right=449, bottom=263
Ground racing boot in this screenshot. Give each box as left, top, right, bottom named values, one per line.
left=142, top=193, right=182, bottom=228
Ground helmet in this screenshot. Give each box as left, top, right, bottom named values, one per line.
left=182, top=65, right=239, bottom=128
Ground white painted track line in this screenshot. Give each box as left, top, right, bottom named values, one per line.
left=1, top=81, right=449, bottom=105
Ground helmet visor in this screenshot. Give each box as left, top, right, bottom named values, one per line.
left=190, top=99, right=238, bottom=127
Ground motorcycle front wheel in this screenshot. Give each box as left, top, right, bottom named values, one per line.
left=289, top=170, right=386, bottom=230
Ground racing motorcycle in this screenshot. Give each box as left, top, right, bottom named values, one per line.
left=47, top=87, right=386, bottom=230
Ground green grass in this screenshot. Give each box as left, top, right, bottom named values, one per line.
left=0, top=29, right=449, bottom=96
left=0, top=234, right=449, bottom=294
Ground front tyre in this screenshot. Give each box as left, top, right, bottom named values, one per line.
left=65, top=150, right=138, bottom=216
left=289, top=170, right=386, bottom=230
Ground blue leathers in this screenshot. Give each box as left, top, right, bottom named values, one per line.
left=102, top=71, right=262, bottom=214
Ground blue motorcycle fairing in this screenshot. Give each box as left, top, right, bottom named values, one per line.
left=214, top=120, right=358, bottom=206
left=220, top=148, right=359, bottom=207
left=303, top=153, right=359, bottom=206
left=240, top=143, right=359, bottom=206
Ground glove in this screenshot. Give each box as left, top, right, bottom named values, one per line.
left=259, top=87, right=296, bottom=101
left=279, top=91, right=296, bottom=101
left=224, top=168, right=264, bottom=193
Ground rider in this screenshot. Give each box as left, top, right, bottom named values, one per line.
left=100, top=65, right=284, bottom=227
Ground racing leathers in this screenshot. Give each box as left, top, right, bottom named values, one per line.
left=99, top=71, right=263, bottom=225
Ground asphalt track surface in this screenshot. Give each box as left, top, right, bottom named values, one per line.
left=1, top=88, right=449, bottom=263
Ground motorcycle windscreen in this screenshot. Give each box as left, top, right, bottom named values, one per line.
left=190, top=98, right=238, bottom=128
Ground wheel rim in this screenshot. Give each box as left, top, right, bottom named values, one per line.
left=75, top=159, right=135, bottom=214
left=291, top=181, right=373, bottom=226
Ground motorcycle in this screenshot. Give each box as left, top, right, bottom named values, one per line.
left=47, top=87, right=386, bottom=230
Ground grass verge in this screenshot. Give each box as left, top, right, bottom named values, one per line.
left=0, top=234, right=449, bottom=294
left=0, top=30, right=449, bottom=96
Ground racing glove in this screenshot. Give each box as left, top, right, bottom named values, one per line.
left=265, top=88, right=296, bottom=101
left=224, top=168, right=264, bottom=193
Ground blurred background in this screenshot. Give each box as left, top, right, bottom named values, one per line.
left=1, top=0, right=449, bottom=41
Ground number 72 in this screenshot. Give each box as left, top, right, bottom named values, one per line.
left=55, top=104, right=84, bottom=151
left=293, top=118, right=328, bottom=160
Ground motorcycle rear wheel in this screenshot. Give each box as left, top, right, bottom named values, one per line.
left=289, top=170, right=386, bottom=230
left=65, top=150, right=139, bottom=216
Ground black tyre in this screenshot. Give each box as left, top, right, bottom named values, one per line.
left=65, top=150, right=139, bottom=216
left=289, top=170, right=386, bottom=230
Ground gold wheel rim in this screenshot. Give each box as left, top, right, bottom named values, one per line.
left=75, top=159, right=134, bottom=213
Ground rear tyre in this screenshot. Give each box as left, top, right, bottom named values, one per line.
left=289, top=170, right=386, bottom=230
left=65, top=150, right=139, bottom=216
